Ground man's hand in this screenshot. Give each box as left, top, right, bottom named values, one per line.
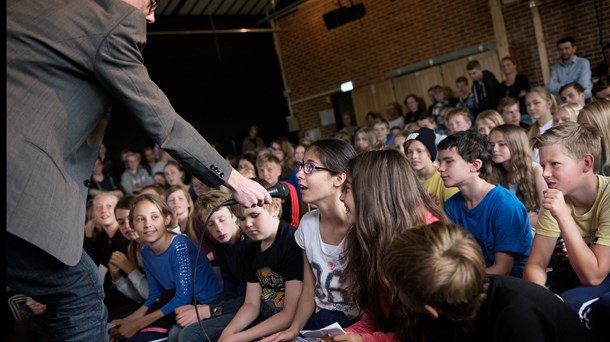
left=224, top=170, right=271, bottom=208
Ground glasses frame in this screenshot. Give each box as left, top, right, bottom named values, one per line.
left=295, top=161, right=332, bottom=174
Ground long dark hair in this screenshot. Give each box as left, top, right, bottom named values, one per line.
left=341, top=150, right=447, bottom=339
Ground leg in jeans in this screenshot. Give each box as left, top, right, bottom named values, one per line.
left=6, top=234, right=108, bottom=342
left=170, top=313, right=236, bottom=342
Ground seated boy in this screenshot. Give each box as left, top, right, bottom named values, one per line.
left=382, top=221, right=599, bottom=342
left=497, top=96, right=530, bottom=131
left=169, top=190, right=252, bottom=342
left=372, top=117, right=394, bottom=147
left=218, top=179, right=303, bottom=342
left=438, top=131, right=533, bottom=277
left=445, top=107, right=473, bottom=135
left=524, top=122, right=610, bottom=324
left=416, top=111, right=447, bottom=146
left=404, top=127, right=458, bottom=209
left=256, top=153, right=300, bottom=227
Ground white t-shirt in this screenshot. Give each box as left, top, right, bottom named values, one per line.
left=295, top=210, right=360, bottom=320
left=388, top=116, right=405, bottom=130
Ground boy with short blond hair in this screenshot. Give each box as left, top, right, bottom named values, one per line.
left=255, top=152, right=300, bottom=227
left=445, top=107, right=472, bottom=135
left=219, top=179, right=303, bottom=342
left=524, top=122, right=610, bottom=322
left=372, top=117, right=394, bottom=147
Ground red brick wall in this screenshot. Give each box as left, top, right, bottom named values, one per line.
left=503, top=0, right=610, bottom=88
left=276, top=0, right=610, bottom=137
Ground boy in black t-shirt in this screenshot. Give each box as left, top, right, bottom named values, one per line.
left=219, top=179, right=303, bottom=342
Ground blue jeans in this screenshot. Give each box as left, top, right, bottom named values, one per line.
left=6, top=234, right=108, bottom=342
left=168, top=313, right=236, bottom=342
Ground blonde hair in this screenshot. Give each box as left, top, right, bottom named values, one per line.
left=526, top=87, right=558, bottom=144
left=355, top=126, right=385, bottom=152
left=475, top=110, right=504, bottom=128
left=534, top=121, right=602, bottom=173
left=578, top=100, right=610, bottom=175
left=554, top=102, right=583, bottom=124
left=383, top=222, right=488, bottom=328
left=446, top=107, right=471, bottom=123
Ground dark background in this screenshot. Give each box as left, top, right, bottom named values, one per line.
left=104, top=15, right=293, bottom=168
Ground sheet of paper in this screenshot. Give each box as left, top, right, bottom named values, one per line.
left=300, top=322, right=345, bottom=339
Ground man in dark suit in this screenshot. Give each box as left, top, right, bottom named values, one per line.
left=7, top=0, right=271, bottom=340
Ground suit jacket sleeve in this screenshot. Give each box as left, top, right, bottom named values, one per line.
left=94, top=11, right=231, bottom=188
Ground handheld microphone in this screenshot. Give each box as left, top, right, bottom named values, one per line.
left=221, top=182, right=290, bottom=207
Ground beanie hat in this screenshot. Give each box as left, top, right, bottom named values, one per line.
left=406, top=127, right=437, bottom=161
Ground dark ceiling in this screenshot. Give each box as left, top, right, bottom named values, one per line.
left=155, top=0, right=306, bottom=20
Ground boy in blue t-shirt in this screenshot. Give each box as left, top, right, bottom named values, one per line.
left=438, top=131, right=533, bottom=277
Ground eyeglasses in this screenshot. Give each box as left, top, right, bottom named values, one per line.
left=295, top=161, right=332, bottom=174
left=148, top=0, right=160, bottom=15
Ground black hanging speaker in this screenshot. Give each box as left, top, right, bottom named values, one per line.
left=323, top=3, right=366, bottom=30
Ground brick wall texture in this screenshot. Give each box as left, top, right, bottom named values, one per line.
left=275, top=0, right=610, bottom=137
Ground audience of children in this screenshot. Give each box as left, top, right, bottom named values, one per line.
left=109, top=194, right=221, bottom=342
left=71, top=99, right=606, bottom=342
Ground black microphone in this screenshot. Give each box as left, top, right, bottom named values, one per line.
left=221, top=182, right=290, bottom=207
